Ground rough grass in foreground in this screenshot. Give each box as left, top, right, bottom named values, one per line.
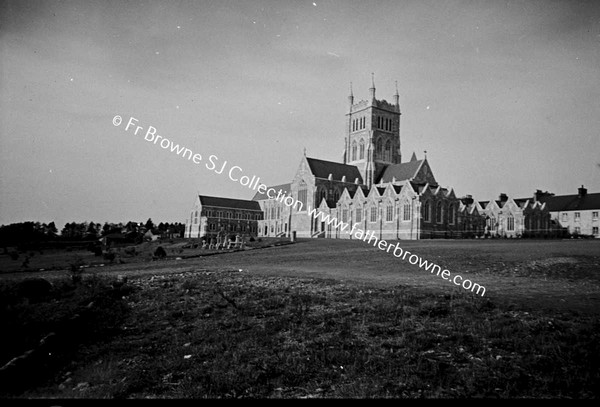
left=19, top=270, right=600, bottom=399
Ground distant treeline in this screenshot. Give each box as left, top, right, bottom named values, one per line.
left=0, top=219, right=185, bottom=251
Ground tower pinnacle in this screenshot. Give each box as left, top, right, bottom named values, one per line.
left=369, top=72, right=376, bottom=100
left=393, top=80, right=400, bottom=107
left=348, top=82, right=354, bottom=107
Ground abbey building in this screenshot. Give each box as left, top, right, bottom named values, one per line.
left=185, top=78, right=598, bottom=240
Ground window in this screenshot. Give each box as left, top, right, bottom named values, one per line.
left=342, top=209, right=348, bottom=223
left=507, top=215, right=515, bottom=231
left=384, top=140, right=391, bottom=162
left=562, top=213, right=568, bottom=222
left=351, top=141, right=357, bottom=161
left=209, top=223, right=216, bottom=231
left=333, top=190, right=340, bottom=203
left=298, top=185, right=308, bottom=211
left=403, top=203, right=411, bottom=221
left=376, top=138, right=383, bottom=159
left=277, top=207, right=280, bottom=219
left=448, top=204, right=455, bottom=225
left=436, top=202, right=443, bottom=223
left=319, top=188, right=327, bottom=204
left=359, top=140, right=365, bottom=159
left=593, top=212, right=598, bottom=220
left=575, top=212, right=580, bottom=222
left=575, top=226, right=581, bottom=234
left=370, top=207, right=377, bottom=222
left=593, top=227, right=598, bottom=235
left=356, top=207, right=362, bottom=223
left=423, top=201, right=430, bottom=222
left=386, top=205, right=393, bottom=222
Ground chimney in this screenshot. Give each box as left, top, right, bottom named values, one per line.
left=499, top=193, right=508, bottom=202
left=578, top=185, right=587, bottom=198
left=534, top=189, right=554, bottom=202
left=461, top=195, right=474, bottom=205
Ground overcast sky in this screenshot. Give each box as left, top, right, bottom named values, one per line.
left=1, top=0, right=599, bottom=229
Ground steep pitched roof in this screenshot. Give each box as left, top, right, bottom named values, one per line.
left=378, top=160, right=423, bottom=183
left=538, top=193, right=600, bottom=211
left=251, top=183, right=291, bottom=201
left=306, top=157, right=362, bottom=183
left=199, top=195, right=262, bottom=211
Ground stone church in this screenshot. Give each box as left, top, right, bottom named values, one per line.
left=185, top=77, right=570, bottom=241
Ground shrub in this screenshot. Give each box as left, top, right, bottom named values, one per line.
left=154, top=246, right=167, bottom=259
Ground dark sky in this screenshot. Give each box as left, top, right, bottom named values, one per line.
left=1, top=0, right=599, bottom=228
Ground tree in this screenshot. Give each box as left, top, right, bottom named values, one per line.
left=85, top=222, right=98, bottom=239
left=145, top=218, right=154, bottom=231
left=46, top=222, right=58, bottom=239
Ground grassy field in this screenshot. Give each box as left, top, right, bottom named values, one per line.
left=1, top=238, right=599, bottom=398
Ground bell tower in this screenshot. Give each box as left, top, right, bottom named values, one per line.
left=344, top=74, right=401, bottom=187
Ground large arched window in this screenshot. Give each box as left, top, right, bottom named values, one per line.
left=448, top=204, right=455, bottom=225
left=359, top=140, right=365, bottom=159
left=351, top=141, right=357, bottom=161
left=384, top=140, right=391, bottom=162
left=436, top=202, right=444, bottom=223
left=376, top=138, right=383, bottom=159
left=422, top=200, right=431, bottom=222
left=318, top=188, right=327, bottom=204
left=298, top=181, right=308, bottom=211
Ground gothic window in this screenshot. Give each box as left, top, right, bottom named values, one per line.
left=436, top=202, right=443, bottom=223
left=333, top=189, right=340, bottom=203
left=386, top=205, right=393, bottom=222
left=359, top=140, right=365, bottom=159
left=298, top=183, right=308, bottom=211
left=384, top=140, right=391, bottom=161
left=356, top=206, right=362, bottom=222
left=422, top=201, right=431, bottom=222
left=370, top=207, right=377, bottom=222
left=351, top=141, right=357, bottom=161
left=448, top=204, right=455, bottom=225
left=342, top=209, right=348, bottom=223
left=403, top=203, right=411, bottom=221
left=376, top=138, right=383, bottom=159
left=277, top=207, right=280, bottom=218
left=507, top=215, right=515, bottom=231
left=319, top=188, right=327, bottom=204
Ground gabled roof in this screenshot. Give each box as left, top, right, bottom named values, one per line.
left=538, top=192, right=600, bottom=212
left=251, top=183, right=291, bottom=201
left=378, top=160, right=423, bottom=183
left=199, top=195, right=262, bottom=211
left=306, top=157, right=362, bottom=183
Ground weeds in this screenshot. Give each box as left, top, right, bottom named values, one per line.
left=18, top=271, right=599, bottom=399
